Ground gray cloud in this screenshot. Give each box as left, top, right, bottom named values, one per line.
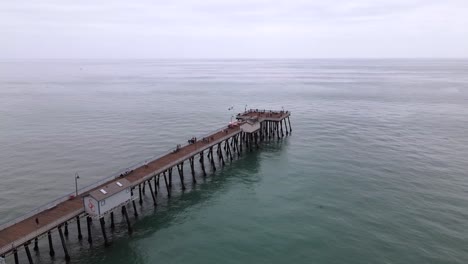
left=1, top=0, right=467, bottom=58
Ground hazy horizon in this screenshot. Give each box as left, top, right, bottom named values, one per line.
left=2, top=0, right=468, bottom=59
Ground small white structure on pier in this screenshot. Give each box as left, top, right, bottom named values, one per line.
left=84, top=178, right=132, bottom=218
left=240, top=118, right=260, bottom=133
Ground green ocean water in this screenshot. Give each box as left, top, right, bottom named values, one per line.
left=1, top=59, right=468, bottom=263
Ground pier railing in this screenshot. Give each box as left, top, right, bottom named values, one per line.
left=0, top=208, right=84, bottom=256
left=0, top=125, right=230, bottom=231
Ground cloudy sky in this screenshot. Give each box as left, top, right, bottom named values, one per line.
left=1, top=0, right=467, bottom=58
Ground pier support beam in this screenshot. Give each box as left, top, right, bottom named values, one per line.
left=64, top=221, right=69, bottom=237
left=177, top=162, right=186, bottom=190
left=13, top=249, right=18, bottom=264
left=110, top=212, right=115, bottom=229
left=132, top=200, right=138, bottom=217
left=148, top=179, right=157, bottom=206
left=168, top=168, right=173, bottom=187
left=86, top=216, right=92, bottom=244
left=99, top=218, right=109, bottom=247
left=217, top=143, right=225, bottom=166
left=48, top=231, right=55, bottom=257
left=276, top=121, right=280, bottom=140
left=121, top=206, right=132, bottom=234
left=199, top=151, right=207, bottom=176
left=209, top=147, right=216, bottom=171
left=154, top=176, right=158, bottom=195
left=76, top=216, right=83, bottom=240
left=288, top=116, right=292, bottom=132
left=138, top=184, right=143, bottom=205
left=225, top=140, right=233, bottom=161
left=163, top=172, right=171, bottom=197
left=280, top=119, right=284, bottom=138
left=284, top=118, right=289, bottom=135
left=24, top=243, right=33, bottom=264
left=33, top=237, right=39, bottom=251
left=189, top=157, right=196, bottom=183
left=58, top=225, right=70, bottom=262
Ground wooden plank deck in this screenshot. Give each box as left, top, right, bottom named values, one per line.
left=0, top=125, right=242, bottom=255
left=0, top=111, right=291, bottom=255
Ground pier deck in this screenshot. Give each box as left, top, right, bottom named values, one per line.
left=0, top=110, right=291, bottom=257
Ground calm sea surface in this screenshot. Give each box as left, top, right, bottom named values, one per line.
left=1, top=59, right=468, bottom=264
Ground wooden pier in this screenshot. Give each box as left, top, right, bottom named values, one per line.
left=0, top=109, right=291, bottom=263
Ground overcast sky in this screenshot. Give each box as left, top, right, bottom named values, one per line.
left=1, top=0, right=468, bottom=59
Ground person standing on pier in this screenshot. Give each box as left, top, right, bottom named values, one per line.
left=35, top=217, right=39, bottom=226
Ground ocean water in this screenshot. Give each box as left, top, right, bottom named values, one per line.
left=1, top=59, right=468, bottom=264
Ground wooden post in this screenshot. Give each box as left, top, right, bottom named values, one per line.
left=132, top=200, right=138, bottom=217
left=13, top=249, right=19, bottom=264
left=239, top=133, right=243, bottom=152
left=276, top=121, right=280, bottom=140
left=209, top=147, right=216, bottom=171
left=284, top=118, right=289, bottom=135
left=218, top=143, right=225, bottom=166
left=154, top=176, right=158, bottom=195
left=138, top=184, right=143, bottom=205
left=280, top=119, right=284, bottom=138
left=99, top=218, right=109, bottom=247
left=199, top=151, right=207, bottom=176
left=64, top=221, right=69, bottom=237
left=86, top=216, right=92, bottom=244
left=168, top=168, right=173, bottom=187
left=142, top=181, right=146, bottom=195
left=48, top=231, right=55, bottom=256
left=148, top=179, right=157, bottom=206
left=24, top=243, right=33, bottom=264
left=177, top=162, right=186, bottom=190
left=76, top=216, right=83, bottom=240
left=237, top=134, right=241, bottom=157
left=121, top=206, right=132, bottom=234
left=33, top=237, right=39, bottom=251
left=163, top=172, right=171, bottom=197
left=255, top=132, right=259, bottom=148
left=110, top=212, right=115, bottom=229
left=225, top=140, right=233, bottom=161
left=189, top=157, right=196, bottom=183
left=288, top=116, right=292, bottom=132
left=58, top=225, right=70, bottom=261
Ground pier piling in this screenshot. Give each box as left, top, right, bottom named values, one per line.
left=64, top=221, right=69, bottom=237
left=189, top=157, right=196, bottom=183
left=132, top=200, right=138, bottom=217
left=99, top=218, right=109, bottom=247
left=148, top=179, right=157, bottom=206
left=33, top=238, right=38, bottom=251
left=199, top=152, right=207, bottom=176
left=177, top=162, right=186, bottom=190
left=24, top=243, right=33, bottom=264
left=163, top=172, right=171, bottom=197
left=13, top=249, right=18, bottom=264
left=86, top=216, right=92, bottom=245
left=47, top=231, right=55, bottom=257
left=138, top=184, right=143, bottom=205
left=58, top=225, right=70, bottom=261
left=110, top=212, right=115, bottom=229
left=76, top=216, right=83, bottom=240
left=121, top=206, right=132, bottom=234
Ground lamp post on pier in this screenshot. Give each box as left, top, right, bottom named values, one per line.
left=75, top=172, right=80, bottom=197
